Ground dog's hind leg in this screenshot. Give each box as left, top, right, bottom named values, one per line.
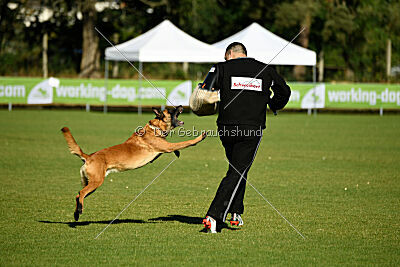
left=74, top=164, right=105, bottom=221
left=74, top=166, right=90, bottom=221
left=80, top=165, right=89, bottom=186
left=74, top=179, right=104, bottom=221
left=74, top=195, right=82, bottom=221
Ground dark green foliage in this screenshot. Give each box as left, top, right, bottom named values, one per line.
left=0, top=0, right=399, bottom=81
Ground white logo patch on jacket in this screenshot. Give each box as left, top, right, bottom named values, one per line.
left=231, top=77, right=262, bottom=91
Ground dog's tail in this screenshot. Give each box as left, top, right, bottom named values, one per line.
left=61, top=127, right=89, bottom=162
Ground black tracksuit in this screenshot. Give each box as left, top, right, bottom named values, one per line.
left=203, top=57, right=290, bottom=222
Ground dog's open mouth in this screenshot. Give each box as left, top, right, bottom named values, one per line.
left=175, top=107, right=184, bottom=126
left=170, top=105, right=184, bottom=128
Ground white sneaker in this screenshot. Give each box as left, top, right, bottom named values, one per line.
left=229, top=213, right=243, bottom=227
left=202, top=216, right=217, bottom=233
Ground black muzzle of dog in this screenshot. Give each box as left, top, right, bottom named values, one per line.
left=169, top=105, right=184, bottom=128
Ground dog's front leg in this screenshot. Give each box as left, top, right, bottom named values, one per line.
left=153, top=132, right=206, bottom=153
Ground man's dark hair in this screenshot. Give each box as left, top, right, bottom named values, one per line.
left=225, top=42, right=247, bottom=56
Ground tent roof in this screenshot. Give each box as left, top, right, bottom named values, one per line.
left=213, top=23, right=316, bottom=66
left=105, top=20, right=224, bottom=62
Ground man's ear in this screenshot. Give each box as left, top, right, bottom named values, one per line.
left=152, top=107, right=163, bottom=118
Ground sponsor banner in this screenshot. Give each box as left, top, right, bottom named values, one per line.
left=0, top=77, right=191, bottom=106
left=286, top=83, right=400, bottom=109
left=300, top=84, right=325, bottom=109
left=0, top=77, right=399, bottom=108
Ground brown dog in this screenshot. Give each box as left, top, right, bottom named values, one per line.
left=61, top=105, right=206, bottom=221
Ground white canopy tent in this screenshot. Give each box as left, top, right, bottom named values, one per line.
left=103, top=20, right=224, bottom=113
left=213, top=22, right=317, bottom=81
left=105, top=20, right=223, bottom=62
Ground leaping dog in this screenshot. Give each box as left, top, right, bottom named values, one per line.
left=61, top=105, right=206, bottom=221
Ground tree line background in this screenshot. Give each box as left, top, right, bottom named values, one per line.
left=1, top=0, right=399, bottom=82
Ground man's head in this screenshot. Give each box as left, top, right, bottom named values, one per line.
left=225, top=42, right=247, bottom=61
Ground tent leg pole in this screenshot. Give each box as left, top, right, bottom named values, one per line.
left=104, top=60, right=108, bottom=114
left=138, top=61, right=142, bottom=115
left=313, top=65, right=316, bottom=83
left=313, top=65, right=317, bottom=116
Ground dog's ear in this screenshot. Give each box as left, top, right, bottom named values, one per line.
left=152, top=107, right=163, bottom=118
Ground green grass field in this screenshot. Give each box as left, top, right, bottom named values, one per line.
left=0, top=110, right=399, bottom=265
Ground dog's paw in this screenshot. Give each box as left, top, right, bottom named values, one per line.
left=74, top=211, right=80, bottom=221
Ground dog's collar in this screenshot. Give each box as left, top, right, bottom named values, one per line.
left=149, top=124, right=167, bottom=137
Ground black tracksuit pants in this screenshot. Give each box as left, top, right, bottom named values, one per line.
left=206, top=125, right=263, bottom=222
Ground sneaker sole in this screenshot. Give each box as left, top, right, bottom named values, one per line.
left=229, top=220, right=243, bottom=227
left=202, top=218, right=217, bottom=233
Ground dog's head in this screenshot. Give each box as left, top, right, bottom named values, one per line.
left=150, top=105, right=184, bottom=133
